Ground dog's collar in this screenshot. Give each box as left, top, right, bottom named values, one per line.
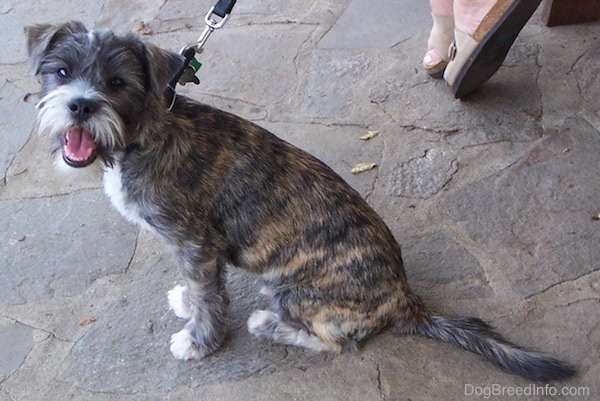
left=166, top=47, right=201, bottom=111
left=166, top=85, right=178, bottom=111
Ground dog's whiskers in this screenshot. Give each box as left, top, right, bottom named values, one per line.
left=36, top=84, right=124, bottom=152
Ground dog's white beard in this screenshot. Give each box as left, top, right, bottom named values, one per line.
left=52, top=150, right=103, bottom=181
left=36, top=81, right=125, bottom=166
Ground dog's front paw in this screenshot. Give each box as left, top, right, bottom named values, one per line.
left=170, top=328, right=202, bottom=360
left=170, top=323, right=222, bottom=360
left=168, top=285, right=193, bottom=320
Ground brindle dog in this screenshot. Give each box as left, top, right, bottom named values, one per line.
left=26, top=21, right=575, bottom=381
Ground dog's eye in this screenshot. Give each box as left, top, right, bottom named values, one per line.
left=57, top=68, right=70, bottom=79
left=108, top=77, right=125, bottom=88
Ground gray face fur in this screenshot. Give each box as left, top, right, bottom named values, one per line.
left=27, top=21, right=183, bottom=167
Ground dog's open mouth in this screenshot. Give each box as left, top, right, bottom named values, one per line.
left=63, top=127, right=98, bottom=168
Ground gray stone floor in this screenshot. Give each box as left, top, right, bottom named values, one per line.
left=1, top=1, right=599, bottom=400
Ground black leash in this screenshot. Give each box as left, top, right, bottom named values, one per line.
left=167, top=0, right=237, bottom=110
left=212, top=0, right=237, bottom=19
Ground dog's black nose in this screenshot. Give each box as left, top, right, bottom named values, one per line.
left=68, top=98, right=97, bottom=120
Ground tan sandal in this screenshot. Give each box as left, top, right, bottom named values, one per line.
left=423, top=13, right=455, bottom=78
left=444, top=0, right=542, bottom=98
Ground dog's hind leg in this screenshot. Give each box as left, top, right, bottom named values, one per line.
left=247, top=310, right=341, bottom=353
left=169, top=252, right=229, bottom=360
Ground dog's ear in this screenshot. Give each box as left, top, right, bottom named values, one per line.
left=25, top=21, right=88, bottom=76
left=143, top=42, right=185, bottom=99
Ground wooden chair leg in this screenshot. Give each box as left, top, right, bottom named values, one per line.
left=542, top=0, right=600, bottom=27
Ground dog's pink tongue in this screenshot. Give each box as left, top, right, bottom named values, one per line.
left=65, top=128, right=96, bottom=161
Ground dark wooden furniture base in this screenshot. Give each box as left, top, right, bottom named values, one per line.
left=542, top=0, right=600, bottom=26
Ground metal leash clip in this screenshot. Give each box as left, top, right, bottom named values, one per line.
left=177, top=1, right=236, bottom=86
left=167, top=0, right=236, bottom=110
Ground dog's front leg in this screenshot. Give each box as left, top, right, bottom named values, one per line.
left=168, top=252, right=229, bottom=360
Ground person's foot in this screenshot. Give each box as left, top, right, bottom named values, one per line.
left=454, top=0, right=497, bottom=36
left=423, top=38, right=450, bottom=78
left=423, top=49, right=444, bottom=71
left=423, top=0, right=454, bottom=78
left=444, top=0, right=543, bottom=98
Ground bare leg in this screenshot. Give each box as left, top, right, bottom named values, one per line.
left=454, top=0, right=497, bottom=35
left=431, top=0, right=454, bottom=16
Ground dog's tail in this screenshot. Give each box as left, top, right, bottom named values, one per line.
left=394, top=304, right=576, bottom=381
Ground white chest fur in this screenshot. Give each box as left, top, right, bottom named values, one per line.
left=103, top=163, right=155, bottom=233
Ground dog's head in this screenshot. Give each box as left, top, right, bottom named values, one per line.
left=26, top=21, right=184, bottom=168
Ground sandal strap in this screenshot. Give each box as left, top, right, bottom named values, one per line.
left=443, top=29, right=479, bottom=87
left=428, top=14, right=455, bottom=62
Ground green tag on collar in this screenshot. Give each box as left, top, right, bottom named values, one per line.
left=189, top=57, right=202, bottom=73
